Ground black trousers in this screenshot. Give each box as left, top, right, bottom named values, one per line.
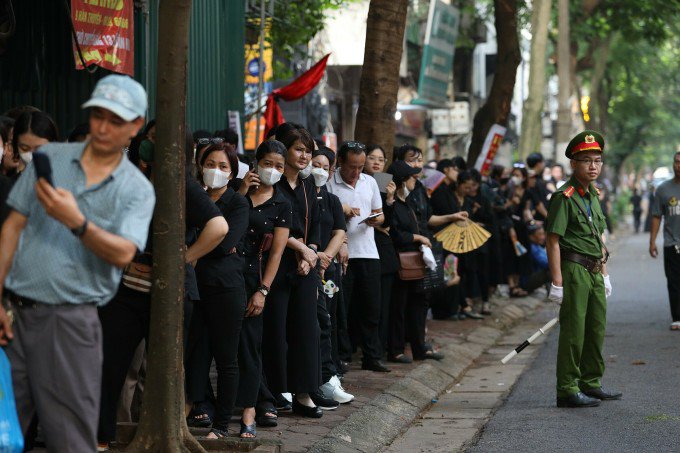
left=318, top=262, right=339, bottom=383
left=236, top=273, right=263, bottom=408
left=185, top=286, right=245, bottom=431
left=388, top=278, right=428, bottom=360
left=336, top=270, right=353, bottom=363
left=262, top=252, right=321, bottom=394
left=664, top=247, right=680, bottom=322
left=343, top=259, right=383, bottom=362
left=328, top=263, right=342, bottom=370
left=523, top=269, right=551, bottom=293
left=378, top=273, right=395, bottom=352
left=633, top=210, right=642, bottom=233
left=97, top=286, right=150, bottom=443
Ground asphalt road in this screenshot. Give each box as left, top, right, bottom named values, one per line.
left=469, top=232, right=680, bottom=452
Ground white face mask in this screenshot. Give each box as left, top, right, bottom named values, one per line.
left=311, top=167, right=329, bottom=187
left=511, top=175, right=523, bottom=186
left=258, top=166, right=283, bottom=186
left=20, top=152, right=33, bottom=165
left=299, top=162, right=313, bottom=179
left=202, top=168, right=230, bottom=189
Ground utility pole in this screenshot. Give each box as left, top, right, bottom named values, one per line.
left=555, top=0, right=571, bottom=149
left=254, top=0, right=266, bottom=146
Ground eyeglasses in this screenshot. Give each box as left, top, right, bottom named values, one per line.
left=573, top=158, right=604, bottom=166
left=513, top=163, right=525, bottom=169
left=197, top=137, right=225, bottom=145
left=343, top=141, right=366, bottom=151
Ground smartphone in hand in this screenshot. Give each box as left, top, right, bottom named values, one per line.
left=358, top=212, right=381, bottom=225
left=32, top=152, right=54, bottom=187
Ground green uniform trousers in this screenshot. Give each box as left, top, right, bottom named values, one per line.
left=556, top=260, right=606, bottom=398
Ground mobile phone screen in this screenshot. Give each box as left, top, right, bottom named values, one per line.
left=33, top=152, right=54, bottom=187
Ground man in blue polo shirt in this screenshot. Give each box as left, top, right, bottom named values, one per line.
left=0, top=75, right=155, bottom=452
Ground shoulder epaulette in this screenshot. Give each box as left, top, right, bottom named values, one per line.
left=563, top=186, right=575, bottom=198
left=594, top=186, right=601, bottom=196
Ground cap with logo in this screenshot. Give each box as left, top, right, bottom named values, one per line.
left=565, top=130, right=605, bottom=159
left=82, top=74, right=148, bottom=121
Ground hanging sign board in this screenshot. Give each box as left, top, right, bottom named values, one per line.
left=71, top=0, right=134, bottom=76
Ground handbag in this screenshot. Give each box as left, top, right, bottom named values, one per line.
left=416, top=241, right=445, bottom=293
left=398, top=250, right=426, bottom=281
left=122, top=253, right=153, bottom=293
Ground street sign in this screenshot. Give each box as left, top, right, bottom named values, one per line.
left=417, top=0, right=460, bottom=104
left=431, top=102, right=470, bottom=135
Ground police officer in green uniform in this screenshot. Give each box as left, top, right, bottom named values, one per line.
left=546, top=131, right=622, bottom=408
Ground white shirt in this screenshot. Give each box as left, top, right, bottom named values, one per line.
left=327, top=171, right=382, bottom=259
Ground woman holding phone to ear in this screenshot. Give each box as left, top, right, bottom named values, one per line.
left=236, top=140, right=292, bottom=438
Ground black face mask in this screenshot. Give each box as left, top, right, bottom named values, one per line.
left=500, top=177, right=510, bottom=185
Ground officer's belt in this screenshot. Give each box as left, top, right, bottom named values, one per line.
left=561, top=250, right=604, bottom=274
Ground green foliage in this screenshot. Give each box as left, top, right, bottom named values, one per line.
left=249, top=0, right=353, bottom=79
left=604, top=34, right=680, bottom=172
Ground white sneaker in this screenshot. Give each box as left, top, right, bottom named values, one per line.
left=320, top=375, right=354, bottom=404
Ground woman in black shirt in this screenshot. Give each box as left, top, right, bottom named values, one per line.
left=262, top=124, right=323, bottom=418
left=386, top=161, right=443, bottom=362
left=236, top=140, right=292, bottom=437
left=186, top=143, right=249, bottom=439
left=98, top=131, right=228, bottom=448
left=363, top=145, right=399, bottom=354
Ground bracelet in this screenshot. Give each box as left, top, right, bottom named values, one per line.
left=70, top=218, right=89, bottom=238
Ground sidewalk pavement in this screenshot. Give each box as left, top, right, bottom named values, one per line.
left=107, top=292, right=545, bottom=452
left=258, top=292, right=545, bottom=453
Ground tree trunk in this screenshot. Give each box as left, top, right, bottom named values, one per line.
left=354, top=0, right=409, bottom=162
left=467, top=0, right=521, bottom=167
left=586, top=34, right=611, bottom=132
left=125, top=0, right=203, bottom=451
left=518, top=0, right=552, bottom=159
left=555, top=0, right=571, bottom=146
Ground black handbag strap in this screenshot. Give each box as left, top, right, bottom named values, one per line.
left=571, top=194, right=610, bottom=263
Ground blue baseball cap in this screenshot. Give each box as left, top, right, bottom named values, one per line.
left=82, top=74, right=147, bottom=121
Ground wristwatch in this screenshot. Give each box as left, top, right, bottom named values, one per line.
left=257, top=284, right=270, bottom=297
left=71, top=218, right=89, bottom=238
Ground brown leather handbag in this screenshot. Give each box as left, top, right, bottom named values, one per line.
left=398, top=250, right=426, bottom=281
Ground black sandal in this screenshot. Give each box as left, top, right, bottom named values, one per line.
left=239, top=419, right=257, bottom=438
left=208, top=427, right=228, bottom=439
left=187, top=411, right=212, bottom=428
left=255, top=410, right=278, bottom=427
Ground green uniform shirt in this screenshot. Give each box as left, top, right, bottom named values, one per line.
left=546, top=177, right=606, bottom=259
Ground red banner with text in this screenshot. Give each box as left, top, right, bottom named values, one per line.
left=71, top=0, right=134, bottom=76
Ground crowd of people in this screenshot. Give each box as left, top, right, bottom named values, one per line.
left=0, top=74, right=588, bottom=451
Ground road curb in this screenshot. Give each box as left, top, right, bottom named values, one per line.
left=308, top=294, right=545, bottom=453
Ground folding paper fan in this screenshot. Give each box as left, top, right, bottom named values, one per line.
left=434, top=220, right=491, bottom=254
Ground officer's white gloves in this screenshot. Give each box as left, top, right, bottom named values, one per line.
left=548, top=283, right=563, bottom=305
left=603, top=274, right=612, bottom=298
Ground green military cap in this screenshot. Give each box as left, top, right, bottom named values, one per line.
left=565, top=130, right=605, bottom=159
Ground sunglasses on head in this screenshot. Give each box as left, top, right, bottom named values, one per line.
left=197, top=137, right=225, bottom=145
left=343, top=141, right=366, bottom=151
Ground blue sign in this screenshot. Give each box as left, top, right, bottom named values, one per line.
left=247, top=58, right=266, bottom=77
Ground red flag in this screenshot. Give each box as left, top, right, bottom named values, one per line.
left=264, top=54, right=330, bottom=137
